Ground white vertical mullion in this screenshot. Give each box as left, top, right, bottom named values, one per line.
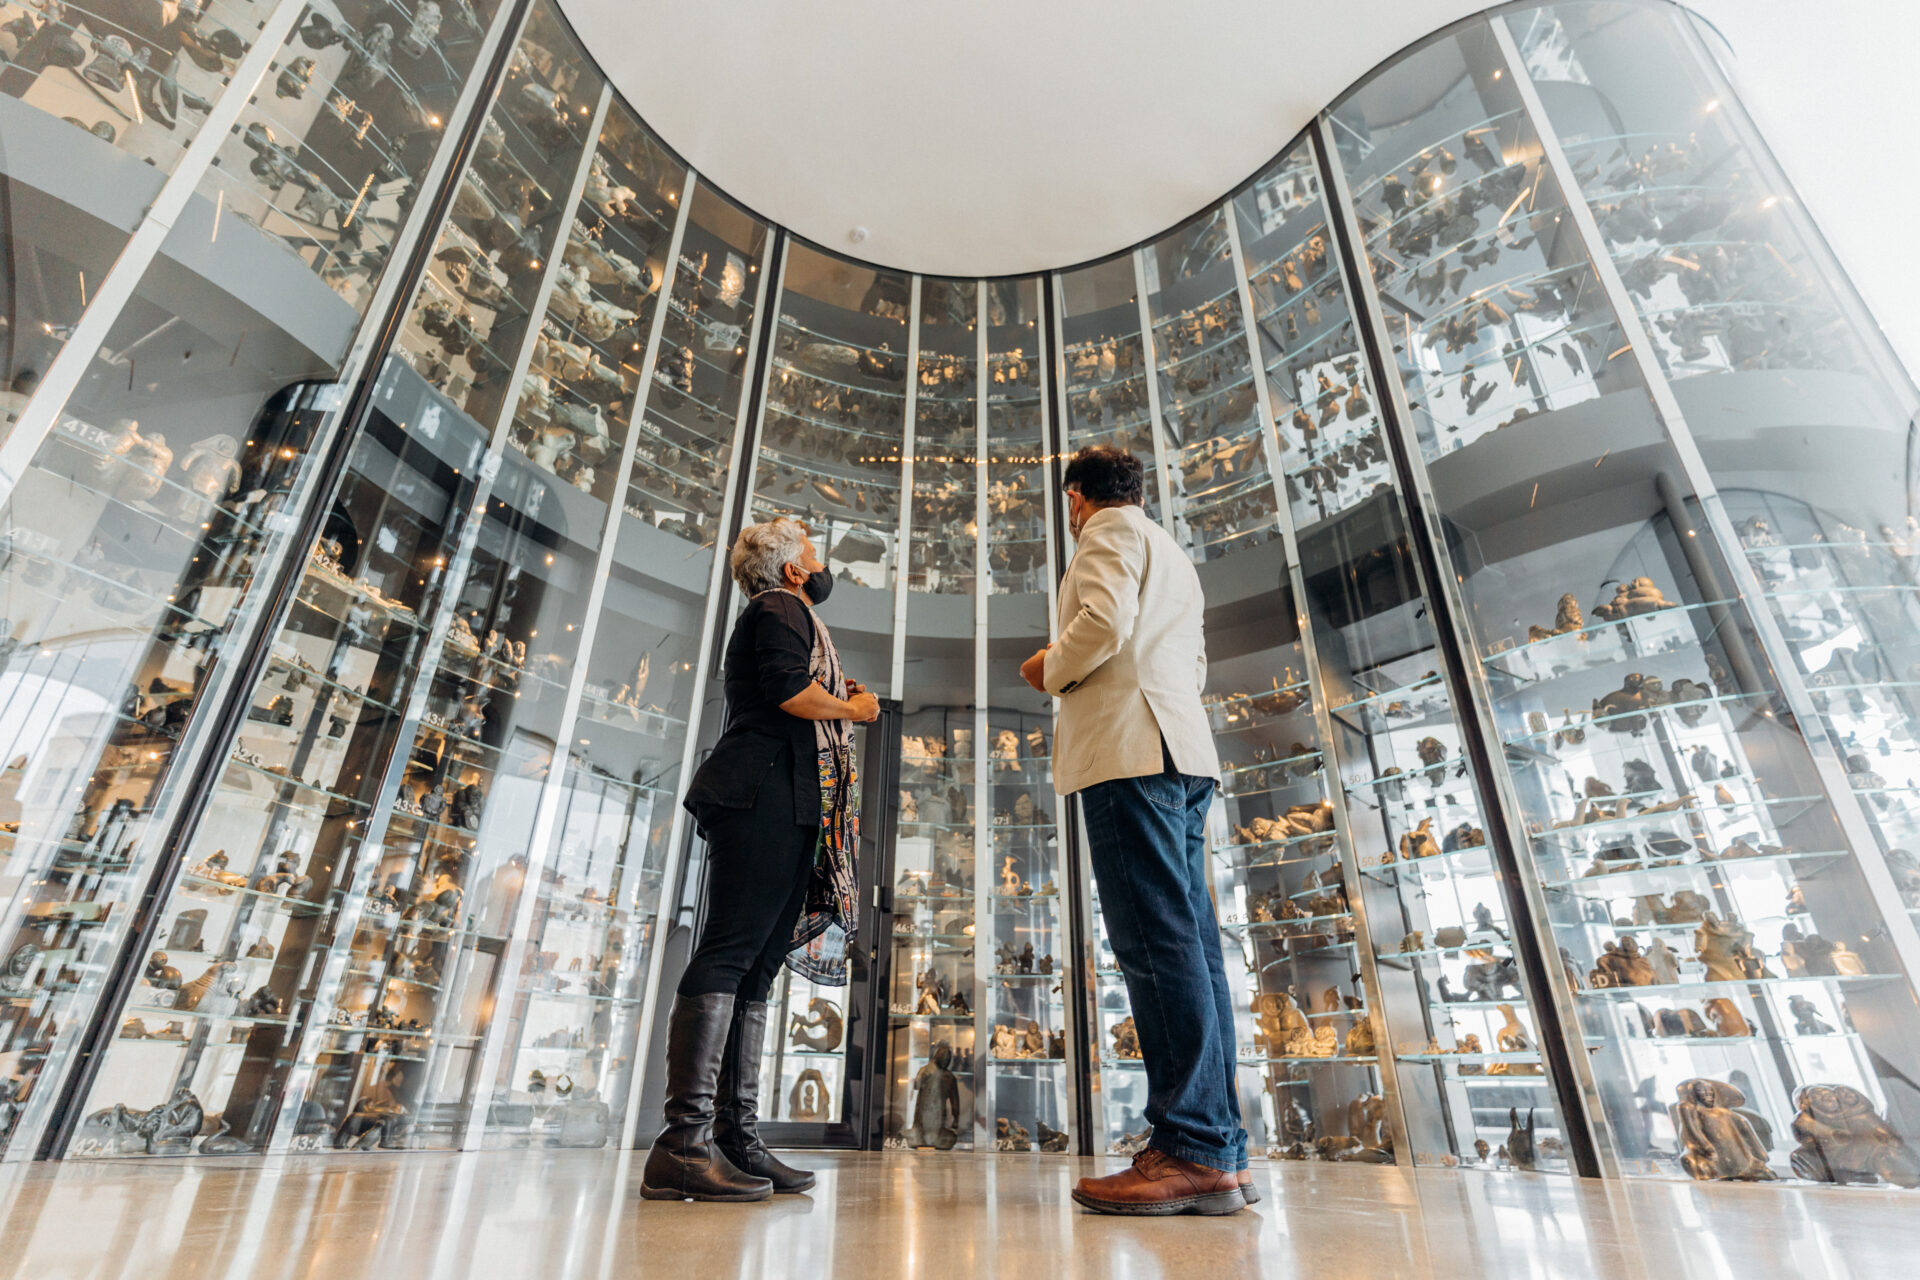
left=621, top=221, right=782, bottom=1142
left=0, top=0, right=313, bottom=501
left=890, top=278, right=923, bottom=693
left=1131, top=252, right=1177, bottom=536
left=971, top=281, right=992, bottom=1148
left=459, top=126, right=688, bottom=1149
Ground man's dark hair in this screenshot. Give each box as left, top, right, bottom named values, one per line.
left=1061, top=445, right=1146, bottom=506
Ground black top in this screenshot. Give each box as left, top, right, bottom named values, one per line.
left=683, top=591, right=821, bottom=828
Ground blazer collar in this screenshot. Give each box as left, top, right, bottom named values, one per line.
left=1080, top=503, right=1142, bottom=535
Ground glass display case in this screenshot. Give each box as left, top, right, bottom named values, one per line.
left=4, top=0, right=1917, bottom=1186
left=1324, top=6, right=1920, bottom=1184
left=0, top=0, right=509, bottom=1161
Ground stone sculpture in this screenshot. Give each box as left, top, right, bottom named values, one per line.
left=1672, top=1078, right=1776, bottom=1181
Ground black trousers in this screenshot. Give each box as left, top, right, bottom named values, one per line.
left=678, top=743, right=817, bottom=1003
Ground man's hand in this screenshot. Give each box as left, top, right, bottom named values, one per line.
left=1019, top=645, right=1051, bottom=693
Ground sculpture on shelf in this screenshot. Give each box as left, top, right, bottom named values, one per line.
left=1527, top=594, right=1585, bottom=643
left=0, top=1079, right=20, bottom=1147
left=787, top=1069, right=829, bottom=1121
left=1703, top=998, right=1750, bottom=1038
left=788, top=998, right=845, bottom=1053
left=337, top=1065, right=409, bottom=1150
left=1505, top=1108, right=1537, bottom=1172
left=1694, top=914, right=1755, bottom=982
left=1494, top=1005, right=1531, bottom=1054
left=1037, top=1120, right=1070, bottom=1153
left=914, top=967, right=944, bottom=1016
left=1344, top=1016, right=1376, bottom=1057
left=899, top=1043, right=961, bottom=1150
left=1335, top=1094, right=1394, bottom=1164
left=78, top=1087, right=205, bottom=1156
left=1253, top=993, right=1307, bottom=1056
left=1647, top=938, right=1682, bottom=986
left=1110, top=1016, right=1142, bottom=1060
left=199, top=1116, right=253, bottom=1155
left=995, top=1118, right=1032, bottom=1152
left=1671, top=1078, right=1777, bottom=1181
left=144, top=950, right=182, bottom=991
left=1399, top=819, right=1441, bottom=860
left=1469, top=903, right=1507, bottom=941
left=1590, top=577, right=1674, bottom=621
left=1829, top=943, right=1868, bottom=977
left=1558, top=946, right=1584, bottom=991
left=252, top=854, right=312, bottom=897
left=1789, top=995, right=1835, bottom=1036
left=1462, top=951, right=1522, bottom=1002
left=990, top=1024, right=1019, bottom=1059
left=177, top=961, right=236, bottom=1012
left=1789, top=1085, right=1920, bottom=1188
left=1277, top=1098, right=1316, bottom=1160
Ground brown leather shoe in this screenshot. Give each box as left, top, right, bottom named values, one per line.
left=1072, top=1149, right=1245, bottom=1216
left=1238, top=1169, right=1261, bottom=1205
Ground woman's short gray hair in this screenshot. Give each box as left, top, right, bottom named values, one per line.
left=730, top=517, right=811, bottom=594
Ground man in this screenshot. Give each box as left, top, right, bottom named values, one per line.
left=1020, top=445, right=1249, bottom=1216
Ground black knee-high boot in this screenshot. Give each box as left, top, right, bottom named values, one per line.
left=714, top=1001, right=816, bottom=1193
left=641, top=993, right=774, bottom=1202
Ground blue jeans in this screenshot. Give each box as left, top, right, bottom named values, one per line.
left=1080, top=741, right=1246, bottom=1173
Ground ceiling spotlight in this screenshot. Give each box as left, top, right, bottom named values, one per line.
left=849, top=226, right=870, bottom=245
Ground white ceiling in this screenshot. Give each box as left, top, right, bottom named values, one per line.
left=560, top=1, right=1920, bottom=377
left=560, top=0, right=1488, bottom=276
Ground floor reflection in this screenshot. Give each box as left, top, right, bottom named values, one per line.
left=1, top=1152, right=1917, bottom=1279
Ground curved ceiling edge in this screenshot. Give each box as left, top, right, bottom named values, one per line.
left=558, top=0, right=1492, bottom=276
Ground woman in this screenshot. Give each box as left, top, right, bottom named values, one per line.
left=642, top=517, right=878, bottom=1203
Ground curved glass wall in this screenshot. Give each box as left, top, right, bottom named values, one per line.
left=2, top=0, right=1917, bottom=1189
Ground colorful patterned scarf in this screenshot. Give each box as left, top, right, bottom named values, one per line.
left=784, top=595, right=859, bottom=986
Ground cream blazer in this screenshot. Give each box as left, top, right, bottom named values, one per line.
left=1043, top=504, right=1220, bottom=795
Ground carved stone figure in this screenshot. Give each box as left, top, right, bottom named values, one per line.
left=1789, top=995, right=1835, bottom=1036
left=1037, top=1120, right=1070, bottom=1153
left=1277, top=1098, right=1316, bottom=1160
left=79, top=1087, right=205, bottom=1156
left=990, top=1024, right=1019, bottom=1059
left=1703, top=998, right=1750, bottom=1038
left=1399, top=818, right=1441, bottom=860
left=1789, top=1084, right=1920, bottom=1187
left=145, top=950, right=182, bottom=991
left=1494, top=1004, right=1532, bottom=1053
left=1344, top=1017, right=1376, bottom=1057
left=788, top=998, right=845, bottom=1052
left=787, top=1068, right=829, bottom=1121
left=1672, top=1078, right=1777, bottom=1181
left=1335, top=1093, right=1394, bottom=1163
left=995, top=1117, right=1031, bottom=1152
left=252, top=854, right=312, bottom=897
left=1506, top=1107, right=1537, bottom=1171
left=1253, top=993, right=1307, bottom=1055
left=337, top=1065, right=409, bottom=1150
left=1462, top=951, right=1522, bottom=1002
left=899, top=1043, right=961, bottom=1149
left=179, top=434, right=244, bottom=514
left=1529, top=594, right=1585, bottom=642
left=1694, top=913, right=1755, bottom=982
left=1110, top=1016, right=1142, bottom=1060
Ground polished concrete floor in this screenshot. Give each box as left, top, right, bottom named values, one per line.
left=2, top=1149, right=1917, bottom=1279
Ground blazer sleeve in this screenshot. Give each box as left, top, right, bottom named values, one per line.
left=1043, top=515, right=1143, bottom=695
left=753, top=595, right=817, bottom=707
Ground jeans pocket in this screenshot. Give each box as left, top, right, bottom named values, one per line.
left=1140, top=769, right=1184, bottom=812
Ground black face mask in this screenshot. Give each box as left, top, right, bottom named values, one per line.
left=799, top=566, right=834, bottom=605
